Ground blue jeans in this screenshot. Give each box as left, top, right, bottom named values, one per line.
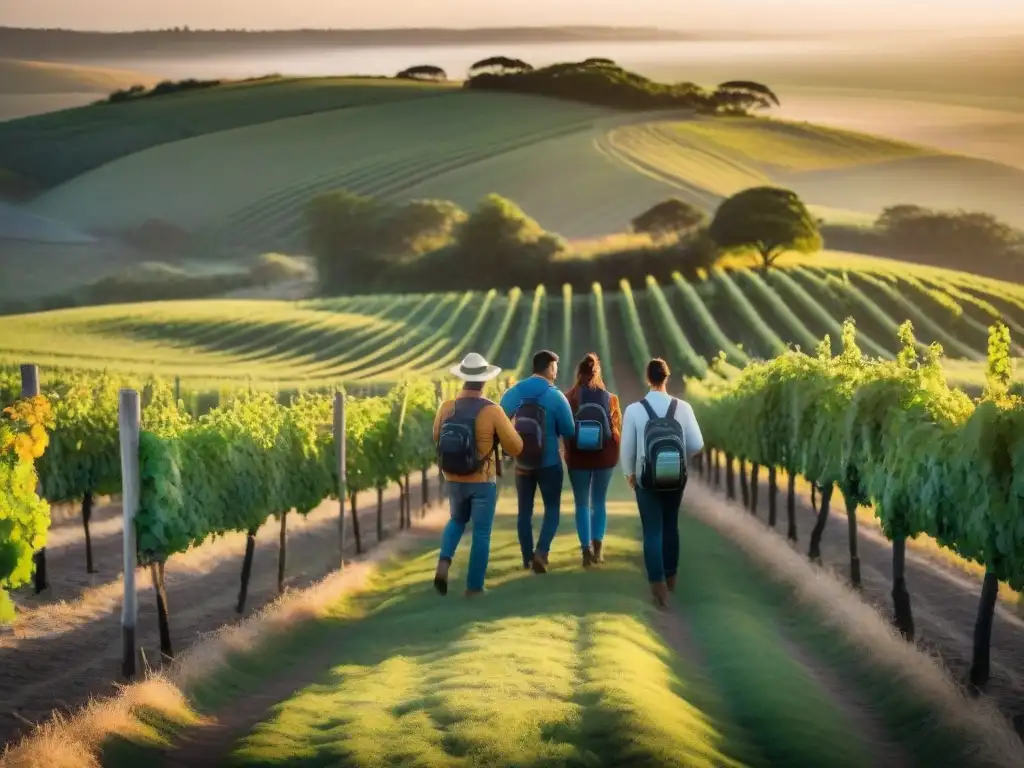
left=439, top=481, right=498, bottom=591
left=635, top=486, right=683, bottom=583
left=569, top=468, right=614, bottom=550
left=515, top=463, right=563, bottom=565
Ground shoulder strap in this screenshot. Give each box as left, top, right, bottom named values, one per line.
left=667, top=398, right=679, bottom=420
left=639, top=398, right=657, bottom=420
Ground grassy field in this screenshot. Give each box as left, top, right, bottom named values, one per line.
left=602, top=117, right=1024, bottom=228
left=3, top=78, right=1022, bottom=306
left=0, top=76, right=455, bottom=188
left=40, top=487, right=1014, bottom=768
left=1, top=259, right=1020, bottom=393
left=8, top=81, right=1022, bottom=249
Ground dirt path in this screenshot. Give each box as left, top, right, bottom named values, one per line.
left=705, top=469, right=1024, bottom=732
left=0, top=473, right=441, bottom=748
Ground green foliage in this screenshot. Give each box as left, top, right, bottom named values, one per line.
left=108, top=78, right=221, bottom=103
left=708, top=187, right=822, bottom=272
left=876, top=204, right=1023, bottom=261
left=451, top=195, right=566, bottom=282
left=468, top=57, right=533, bottom=76
left=631, top=198, right=705, bottom=239
left=711, top=81, right=780, bottom=113
left=590, top=283, right=617, bottom=393
left=309, top=191, right=467, bottom=293
left=396, top=65, right=447, bottom=82
left=617, top=279, right=651, bottom=379
left=644, top=276, right=709, bottom=378
left=136, top=377, right=436, bottom=562
left=512, top=286, right=546, bottom=378
left=690, top=320, right=1024, bottom=589
left=466, top=60, right=715, bottom=112
left=0, top=396, right=54, bottom=623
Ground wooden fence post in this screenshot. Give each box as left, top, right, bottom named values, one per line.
left=21, top=364, right=49, bottom=594
left=334, top=391, right=347, bottom=571
left=118, top=388, right=141, bottom=680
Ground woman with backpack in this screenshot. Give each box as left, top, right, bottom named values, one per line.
left=620, top=358, right=704, bottom=609
left=563, top=353, right=622, bottom=568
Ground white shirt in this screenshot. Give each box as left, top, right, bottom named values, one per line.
left=620, top=391, right=705, bottom=479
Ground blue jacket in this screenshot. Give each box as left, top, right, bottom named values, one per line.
left=500, top=375, right=575, bottom=468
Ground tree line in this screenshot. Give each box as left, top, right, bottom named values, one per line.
left=398, top=56, right=780, bottom=115
left=308, top=184, right=1022, bottom=295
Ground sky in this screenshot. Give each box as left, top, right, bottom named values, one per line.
left=3, top=0, right=1023, bottom=33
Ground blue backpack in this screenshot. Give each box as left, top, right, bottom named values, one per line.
left=573, top=387, right=612, bottom=451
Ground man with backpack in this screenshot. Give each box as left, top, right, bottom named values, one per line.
left=620, top=358, right=704, bottom=609
left=499, top=350, right=575, bottom=574
left=433, top=352, right=523, bottom=598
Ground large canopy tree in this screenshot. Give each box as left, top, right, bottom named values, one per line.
left=708, top=186, right=822, bottom=273
left=468, top=56, right=533, bottom=77
left=712, top=80, right=780, bottom=114
left=631, top=198, right=705, bottom=240
left=396, top=65, right=447, bottom=82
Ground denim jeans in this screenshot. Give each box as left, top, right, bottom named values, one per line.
left=439, top=481, right=498, bottom=591
left=515, top=463, right=563, bottom=565
left=568, top=468, right=615, bottom=550
left=634, top=486, right=683, bottom=583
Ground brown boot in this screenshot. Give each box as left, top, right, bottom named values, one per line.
left=650, top=581, right=669, bottom=610
left=666, top=575, right=677, bottom=593
left=531, top=552, right=548, bottom=574
left=582, top=547, right=595, bottom=568
left=434, top=559, right=451, bottom=596
left=592, top=540, right=604, bottom=563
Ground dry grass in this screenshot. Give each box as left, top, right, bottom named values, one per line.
left=0, top=507, right=448, bottom=768
left=0, top=678, right=196, bottom=768
left=682, top=482, right=1024, bottom=768
left=5, top=483, right=411, bottom=642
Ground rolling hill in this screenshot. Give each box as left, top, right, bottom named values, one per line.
left=15, top=82, right=1024, bottom=256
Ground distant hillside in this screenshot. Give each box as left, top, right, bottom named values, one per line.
left=1, top=26, right=720, bottom=60
left=0, top=58, right=157, bottom=94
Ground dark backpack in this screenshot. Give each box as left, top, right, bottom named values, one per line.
left=513, top=395, right=547, bottom=471
left=436, top=398, right=492, bottom=476
left=573, top=387, right=612, bottom=452
left=639, top=398, right=688, bottom=491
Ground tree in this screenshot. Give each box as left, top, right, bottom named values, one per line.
left=876, top=204, right=1021, bottom=260
left=468, top=56, right=533, bottom=77
left=631, top=198, right=705, bottom=240
left=711, top=80, right=780, bottom=114
left=582, top=57, right=616, bottom=67
left=708, top=187, right=822, bottom=273
left=452, top=194, right=565, bottom=281
left=396, top=65, right=447, bottom=82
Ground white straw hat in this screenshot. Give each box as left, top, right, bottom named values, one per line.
left=450, top=352, right=502, bottom=382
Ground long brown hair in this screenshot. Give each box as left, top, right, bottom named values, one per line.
left=575, top=352, right=606, bottom=390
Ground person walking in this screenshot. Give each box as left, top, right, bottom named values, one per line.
left=620, top=358, right=704, bottom=609
left=500, top=350, right=575, bottom=574
left=563, top=353, right=621, bottom=568
left=433, top=352, right=523, bottom=597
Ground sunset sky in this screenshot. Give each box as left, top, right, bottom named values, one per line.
left=4, top=0, right=1024, bottom=33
